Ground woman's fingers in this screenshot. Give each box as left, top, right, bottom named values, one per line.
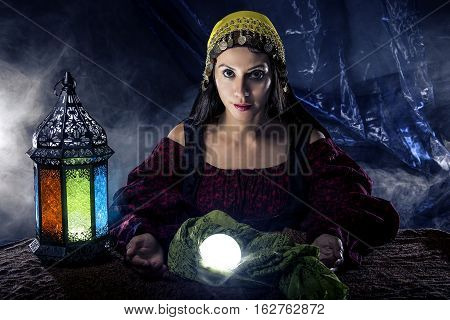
left=130, top=252, right=165, bottom=270
left=126, top=233, right=161, bottom=260
left=147, top=254, right=164, bottom=270
left=318, top=245, right=333, bottom=260
left=125, top=234, right=167, bottom=278
left=130, top=255, right=168, bottom=279
left=126, top=234, right=148, bottom=256
left=318, top=244, right=344, bottom=268
left=332, top=238, right=344, bottom=260
left=124, top=233, right=170, bottom=279
left=130, top=254, right=151, bottom=267
left=326, top=246, right=344, bottom=270
left=126, top=240, right=137, bottom=257
left=317, top=245, right=335, bottom=267
left=335, top=257, right=344, bottom=266
left=334, top=246, right=344, bottom=261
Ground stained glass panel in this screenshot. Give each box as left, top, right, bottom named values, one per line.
left=40, top=168, right=63, bottom=243
left=94, top=164, right=108, bottom=237
left=65, top=167, right=92, bottom=242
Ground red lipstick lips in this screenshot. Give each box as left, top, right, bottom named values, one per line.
left=234, top=103, right=252, bottom=111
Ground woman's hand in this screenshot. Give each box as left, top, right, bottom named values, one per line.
left=125, top=233, right=168, bottom=278
left=311, top=233, right=344, bottom=271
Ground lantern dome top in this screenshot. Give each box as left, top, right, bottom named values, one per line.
left=27, top=72, right=114, bottom=166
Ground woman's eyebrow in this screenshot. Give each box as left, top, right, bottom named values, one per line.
left=217, top=63, right=267, bottom=71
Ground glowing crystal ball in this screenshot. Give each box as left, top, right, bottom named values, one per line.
left=199, top=234, right=241, bottom=272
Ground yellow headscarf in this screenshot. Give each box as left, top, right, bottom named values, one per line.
left=202, top=10, right=287, bottom=92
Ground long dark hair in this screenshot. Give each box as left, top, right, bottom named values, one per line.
left=188, top=42, right=331, bottom=139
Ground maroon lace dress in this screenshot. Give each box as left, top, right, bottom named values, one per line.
left=109, top=131, right=399, bottom=270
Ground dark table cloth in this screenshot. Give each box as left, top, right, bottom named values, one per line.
left=0, top=229, right=448, bottom=299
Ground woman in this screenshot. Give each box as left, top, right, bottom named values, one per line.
left=109, top=11, right=399, bottom=279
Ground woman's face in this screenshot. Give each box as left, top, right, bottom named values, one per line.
left=214, top=46, right=272, bottom=123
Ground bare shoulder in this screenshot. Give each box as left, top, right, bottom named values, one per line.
left=309, top=128, right=326, bottom=144
left=167, top=122, right=185, bottom=147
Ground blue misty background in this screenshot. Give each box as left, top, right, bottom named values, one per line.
left=0, top=0, right=448, bottom=245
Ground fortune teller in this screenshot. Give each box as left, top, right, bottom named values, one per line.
left=109, top=10, right=399, bottom=282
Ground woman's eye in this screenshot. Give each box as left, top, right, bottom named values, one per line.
left=222, top=69, right=265, bottom=80
left=223, top=69, right=235, bottom=78
left=249, top=70, right=265, bottom=80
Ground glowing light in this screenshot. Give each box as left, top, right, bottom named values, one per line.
left=199, top=234, right=241, bottom=272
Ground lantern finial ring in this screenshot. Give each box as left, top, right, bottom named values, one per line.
left=53, top=72, right=77, bottom=96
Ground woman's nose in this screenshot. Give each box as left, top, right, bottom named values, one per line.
left=234, top=77, right=250, bottom=100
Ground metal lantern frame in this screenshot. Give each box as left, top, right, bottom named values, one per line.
left=27, top=72, right=114, bottom=260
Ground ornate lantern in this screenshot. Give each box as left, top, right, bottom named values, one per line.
left=27, top=72, right=114, bottom=261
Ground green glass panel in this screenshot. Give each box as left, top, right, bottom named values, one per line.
left=65, top=167, right=92, bottom=242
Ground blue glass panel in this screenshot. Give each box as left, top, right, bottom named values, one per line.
left=94, top=164, right=108, bottom=237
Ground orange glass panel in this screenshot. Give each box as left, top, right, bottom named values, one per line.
left=40, top=168, right=63, bottom=243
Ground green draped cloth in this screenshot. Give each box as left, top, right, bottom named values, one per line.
left=168, top=210, right=348, bottom=299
